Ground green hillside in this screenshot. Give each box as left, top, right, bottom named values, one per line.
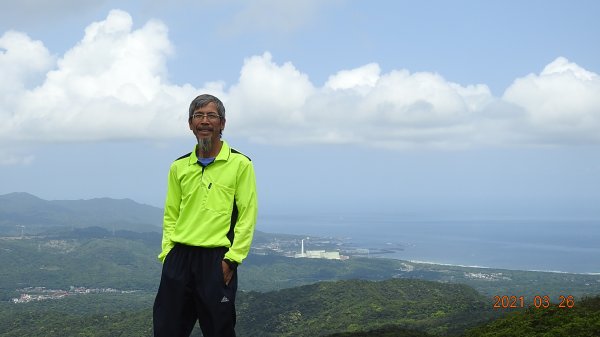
left=0, top=228, right=162, bottom=300
left=464, top=295, right=600, bottom=337
left=237, top=278, right=495, bottom=337
left=0, top=302, right=153, bottom=337
left=3, top=285, right=599, bottom=337
left=319, top=294, right=600, bottom=337
left=325, top=326, right=435, bottom=337
left=0, top=278, right=495, bottom=337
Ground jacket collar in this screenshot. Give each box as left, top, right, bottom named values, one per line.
left=188, top=140, right=230, bottom=165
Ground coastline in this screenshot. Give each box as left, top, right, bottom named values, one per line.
left=259, top=215, right=600, bottom=276
left=402, top=258, right=600, bottom=275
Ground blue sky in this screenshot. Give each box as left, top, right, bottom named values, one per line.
left=1, top=0, right=599, bottom=219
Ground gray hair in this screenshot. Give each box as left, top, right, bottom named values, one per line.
left=188, top=94, right=226, bottom=120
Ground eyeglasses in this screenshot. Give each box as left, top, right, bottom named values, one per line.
left=191, top=112, right=220, bottom=121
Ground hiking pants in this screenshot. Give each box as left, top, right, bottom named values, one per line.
left=153, top=244, right=237, bottom=337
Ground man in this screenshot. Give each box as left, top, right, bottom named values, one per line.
left=153, top=94, right=258, bottom=337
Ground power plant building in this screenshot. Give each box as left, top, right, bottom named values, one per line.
left=294, top=239, right=346, bottom=260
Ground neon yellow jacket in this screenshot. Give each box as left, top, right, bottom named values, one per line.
left=158, top=140, right=258, bottom=264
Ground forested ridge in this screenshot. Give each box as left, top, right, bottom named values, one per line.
left=463, top=295, right=600, bottom=337
left=319, top=295, right=600, bottom=337
left=3, top=281, right=598, bottom=336
left=236, top=278, right=495, bottom=336
left=1, top=278, right=495, bottom=337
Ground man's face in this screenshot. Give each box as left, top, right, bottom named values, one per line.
left=188, top=102, right=225, bottom=151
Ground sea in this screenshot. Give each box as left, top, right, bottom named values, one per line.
left=258, top=213, right=600, bottom=274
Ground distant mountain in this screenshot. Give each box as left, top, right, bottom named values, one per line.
left=0, top=192, right=162, bottom=233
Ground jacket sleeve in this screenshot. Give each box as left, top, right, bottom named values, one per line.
left=224, top=160, right=258, bottom=264
left=158, top=163, right=181, bottom=262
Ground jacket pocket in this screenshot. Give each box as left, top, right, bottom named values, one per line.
left=205, top=182, right=234, bottom=214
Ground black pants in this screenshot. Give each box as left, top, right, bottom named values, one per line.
left=153, top=244, right=237, bottom=337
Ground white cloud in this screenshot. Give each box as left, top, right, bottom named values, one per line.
left=1, top=10, right=203, bottom=142
left=224, top=55, right=600, bottom=148
left=226, top=52, right=315, bottom=142
left=325, top=63, right=380, bottom=91
left=0, top=30, right=54, bottom=92
left=226, top=54, right=495, bottom=148
left=1, top=10, right=600, bottom=165
left=503, top=57, right=600, bottom=144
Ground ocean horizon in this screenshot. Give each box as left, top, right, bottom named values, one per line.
left=258, top=213, right=600, bottom=274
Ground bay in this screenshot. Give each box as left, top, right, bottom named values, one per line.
left=258, top=213, right=600, bottom=274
